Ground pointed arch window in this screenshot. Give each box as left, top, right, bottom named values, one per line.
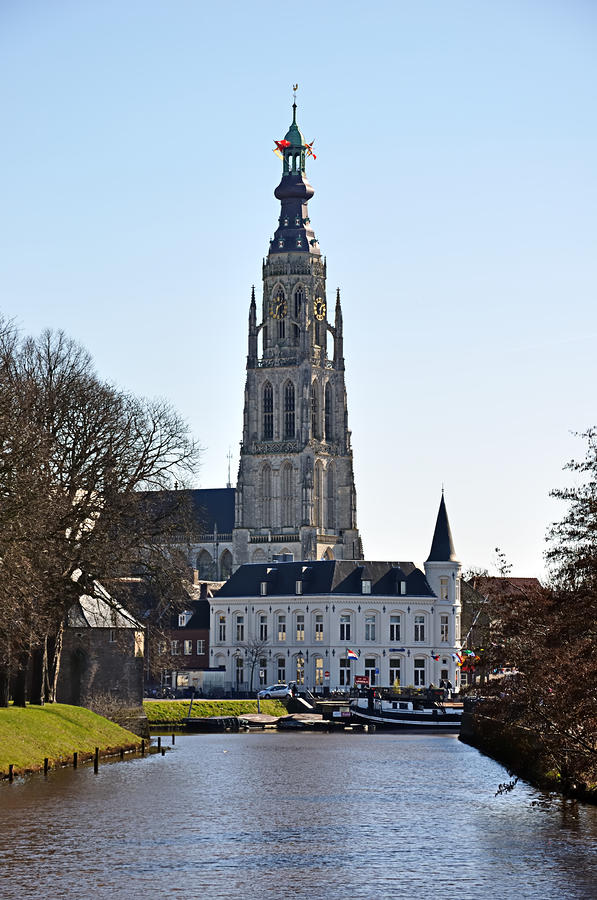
left=327, top=462, right=336, bottom=530
left=262, top=464, right=273, bottom=526
left=281, top=462, right=294, bottom=527
left=294, top=287, right=304, bottom=318
left=324, top=382, right=333, bottom=441
left=263, top=383, right=273, bottom=441
left=314, top=461, right=323, bottom=529
left=284, top=382, right=295, bottom=439
left=311, top=382, right=320, bottom=440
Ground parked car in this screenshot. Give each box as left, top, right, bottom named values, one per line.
left=258, top=683, right=292, bottom=699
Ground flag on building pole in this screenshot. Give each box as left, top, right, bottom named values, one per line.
left=347, top=648, right=360, bottom=660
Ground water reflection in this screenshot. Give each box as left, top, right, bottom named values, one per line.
left=1, top=732, right=597, bottom=899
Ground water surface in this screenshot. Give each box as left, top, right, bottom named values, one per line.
left=1, top=732, right=596, bottom=899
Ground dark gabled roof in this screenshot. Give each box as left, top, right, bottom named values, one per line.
left=169, top=599, right=211, bottom=630
left=137, top=487, right=235, bottom=536
left=216, top=560, right=434, bottom=599
left=426, top=493, right=458, bottom=562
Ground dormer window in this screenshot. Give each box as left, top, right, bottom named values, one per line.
left=362, top=580, right=371, bottom=595
left=401, top=581, right=406, bottom=595
left=178, top=610, right=192, bottom=627
left=295, top=216, right=301, bottom=226
left=278, top=239, right=284, bottom=248
left=283, top=217, right=289, bottom=226
left=295, top=580, right=303, bottom=595
left=260, top=582, right=267, bottom=596
left=296, top=238, right=302, bottom=247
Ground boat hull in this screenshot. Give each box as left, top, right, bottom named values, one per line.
left=351, top=709, right=461, bottom=730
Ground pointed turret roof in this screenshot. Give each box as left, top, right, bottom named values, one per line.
left=426, top=492, right=458, bottom=562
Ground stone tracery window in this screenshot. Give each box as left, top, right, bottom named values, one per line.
left=311, top=382, right=320, bottom=439
left=281, top=461, right=294, bottom=528
left=261, top=464, right=272, bottom=525
left=324, top=382, right=333, bottom=440
left=284, top=382, right=295, bottom=438
left=263, top=382, right=273, bottom=440
left=326, top=462, right=336, bottom=530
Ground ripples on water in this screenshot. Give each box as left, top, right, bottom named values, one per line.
left=1, top=732, right=597, bottom=899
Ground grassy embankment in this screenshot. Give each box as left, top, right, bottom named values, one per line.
left=0, top=703, right=141, bottom=778
left=144, top=698, right=286, bottom=725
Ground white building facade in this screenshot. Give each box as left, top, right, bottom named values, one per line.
left=210, top=498, right=462, bottom=693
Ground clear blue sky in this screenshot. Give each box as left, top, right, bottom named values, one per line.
left=1, top=0, right=596, bottom=577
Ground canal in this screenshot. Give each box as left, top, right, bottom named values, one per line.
left=1, top=732, right=597, bottom=899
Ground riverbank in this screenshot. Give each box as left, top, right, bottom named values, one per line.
left=0, top=704, right=142, bottom=778
left=460, top=702, right=597, bottom=804
left=144, top=698, right=286, bottom=726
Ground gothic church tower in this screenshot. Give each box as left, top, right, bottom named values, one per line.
left=233, top=101, right=362, bottom=565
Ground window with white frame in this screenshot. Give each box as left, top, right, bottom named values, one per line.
left=440, top=615, right=449, bottom=642
left=315, top=657, right=324, bottom=685
left=260, top=582, right=267, bottom=596
left=439, top=577, right=449, bottom=601
left=196, top=640, right=205, bottom=655
left=296, top=655, right=305, bottom=684
left=339, top=658, right=351, bottom=686
left=218, top=614, right=226, bottom=642
left=389, top=614, right=401, bottom=642
left=364, top=657, right=377, bottom=686
left=296, top=613, right=305, bottom=642
left=455, top=615, right=461, bottom=641
left=277, top=657, right=286, bottom=683
left=158, top=641, right=167, bottom=655
left=315, top=614, right=324, bottom=641
left=365, top=614, right=376, bottom=641
left=235, top=657, right=244, bottom=685
left=277, top=614, right=286, bottom=641
left=414, top=658, right=426, bottom=687
left=183, top=640, right=192, bottom=655
left=259, top=657, right=267, bottom=686
left=389, top=657, right=401, bottom=687
left=414, top=615, right=425, bottom=642
left=236, top=615, right=245, bottom=642
left=340, top=614, right=351, bottom=641
left=259, top=614, right=268, bottom=642
left=179, top=611, right=192, bottom=627
left=171, top=640, right=180, bottom=655
left=362, top=580, right=371, bottom=594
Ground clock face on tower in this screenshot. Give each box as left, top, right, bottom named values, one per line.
left=269, top=296, right=288, bottom=319
left=314, top=297, right=326, bottom=321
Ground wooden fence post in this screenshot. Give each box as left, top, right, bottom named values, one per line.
left=94, top=747, right=99, bottom=773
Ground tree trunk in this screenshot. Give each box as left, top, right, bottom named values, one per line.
left=30, top=636, right=48, bottom=705
left=48, top=622, right=64, bottom=703
left=12, top=651, right=30, bottom=707
left=0, top=667, right=10, bottom=707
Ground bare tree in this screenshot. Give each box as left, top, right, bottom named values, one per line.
left=0, top=323, right=201, bottom=705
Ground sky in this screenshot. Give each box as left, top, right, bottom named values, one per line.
left=1, top=0, right=595, bottom=578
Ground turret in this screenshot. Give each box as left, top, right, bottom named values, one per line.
left=247, top=285, right=257, bottom=366
left=424, top=491, right=461, bottom=607
left=334, top=288, right=344, bottom=368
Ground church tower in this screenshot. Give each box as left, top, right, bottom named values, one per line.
left=233, top=99, right=362, bottom=565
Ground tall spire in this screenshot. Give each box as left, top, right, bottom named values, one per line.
left=270, top=99, right=319, bottom=257
left=426, top=492, right=458, bottom=562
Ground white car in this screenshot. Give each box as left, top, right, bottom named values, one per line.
left=258, top=683, right=292, bottom=699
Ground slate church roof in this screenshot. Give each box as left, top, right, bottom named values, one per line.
left=138, top=487, right=235, bottom=536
